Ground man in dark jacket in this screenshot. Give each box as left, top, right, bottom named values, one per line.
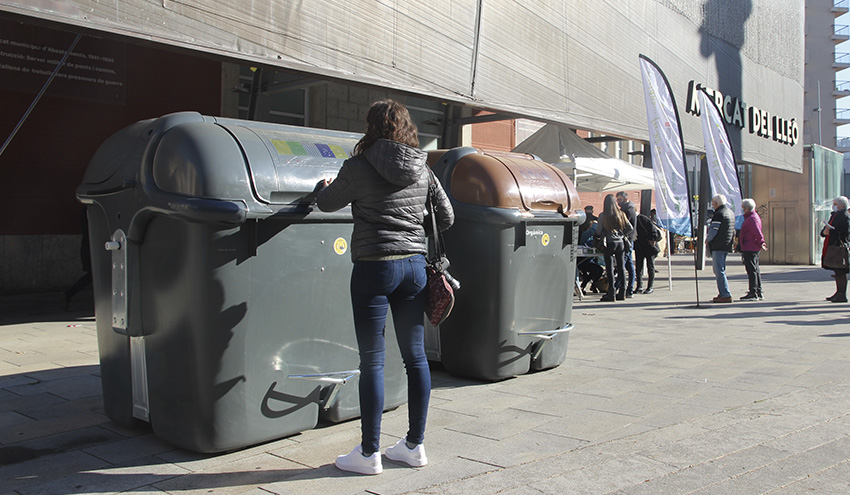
left=616, top=191, right=637, bottom=297
left=634, top=213, right=661, bottom=294
left=578, top=205, right=597, bottom=238
left=705, top=194, right=736, bottom=303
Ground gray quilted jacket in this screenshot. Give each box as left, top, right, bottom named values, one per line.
left=317, top=139, right=454, bottom=261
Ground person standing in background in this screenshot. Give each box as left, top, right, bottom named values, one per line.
left=706, top=194, right=736, bottom=303
left=597, top=194, right=633, bottom=302
left=616, top=191, right=637, bottom=298
left=738, top=198, right=766, bottom=301
left=634, top=212, right=661, bottom=294
left=821, top=196, right=850, bottom=303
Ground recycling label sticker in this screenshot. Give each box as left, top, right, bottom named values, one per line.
left=541, top=233, right=550, bottom=246
left=333, top=238, right=348, bottom=255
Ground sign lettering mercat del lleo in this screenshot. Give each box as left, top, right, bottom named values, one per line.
left=686, top=81, right=798, bottom=147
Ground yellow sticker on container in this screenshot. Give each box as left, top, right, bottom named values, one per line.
left=541, top=233, right=550, bottom=247
left=333, top=237, right=348, bottom=255
left=328, top=144, right=348, bottom=158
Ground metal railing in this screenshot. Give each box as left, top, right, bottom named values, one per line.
left=836, top=0, right=849, bottom=10
left=837, top=81, right=850, bottom=93
left=836, top=108, right=850, bottom=120
left=835, top=52, right=850, bottom=65
left=836, top=25, right=850, bottom=37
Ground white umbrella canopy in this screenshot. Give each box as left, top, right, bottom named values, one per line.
left=512, top=123, right=655, bottom=192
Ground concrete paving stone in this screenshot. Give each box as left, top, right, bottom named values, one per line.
left=83, top=433, right=176, bottom=464
left=429, top=388, right=538, bottom=416
left=1, top=350, right=50, bottom=367
left=609, top=344, right=678, bottom=361
left=593, top=390, right=684, bottom=418
left=636, top=422, right=775, bottom=470
left=6, top=372, right=101, bottom=400
left=15, top=456, right=190, bottom=495
left=445, top=406, right=559, bottom=442
left=0, top=387, right=18, bottom=404
left=533, top=409, right=644, bottom=443
left=122, top=486, right=169, bottom=494
left=636, top=401, right=719, bottom=429
left=586, top=418, right=714, bottom=457
left=618, top=457, right=744, bottom=495
left=0, top=450, right=109, bottom=493
left=527, top=453, right=677, bottom=495
left=0, top=360, right=22, bottom=373
left=268, top=426, right=362, bottom=469
left=510, top=390, right=613, bottom=417
left=600, top=359, right=681, bottom=383
left=636, top=376, right=713, bottom=399
left=689, top=445, right=840, bottom=495
left=0, top=425, right=123, bottom=466
left=762, top=420, right=850, bottom=457
left=728, top=344, right=800, bottom=360
left=686, top=384, right=770, bottom=410
left=19, top=364, right=99, bottom=382
left=262, top=456, right=495, bottom=495
left=759, top=384, right=809, bottom=402
left=807, top=358, right=850, bottom=376
left=0, top=407, right=109, bottom=444
left=153, top=452, right=305, bottom=495
left=50, top=353, right=100, bottom=368
left=0, top=410, right=34, bottom=430
left=155, top=436, right=298, bottom=474
left=589, top=422, right=657, bottom=446
left=426, top=427, right=584, bottom=469
left=781, top=370, right=841, bottom=389
left=0, top=362, right=58, bottom=376
left=745, top=359, right=816, bottom=378
left=567, top=375, right=656, bottom=399
left=769, top=459, right=850, bottom=494
left=549, top=362, right=621, bottom=388
left=649, top=353, right=712, bottom=370
left=21, top=395, right=102, bottom=421
left=716, top=370, right=796, bottom=394
left=666, top=343, right=742, bottom=360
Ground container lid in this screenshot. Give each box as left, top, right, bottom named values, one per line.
left=448, top=150, right=578, bottom=213
left=220, top=121, right=362, bottom=204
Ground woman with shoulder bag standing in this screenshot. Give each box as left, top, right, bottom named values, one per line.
left=597, top=194, right=634, bottom=302
left=316, top=100, right=455, bottom=474
left=821, top=196, right=850, bottom=303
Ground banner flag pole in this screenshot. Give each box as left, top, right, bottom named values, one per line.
left=639, top=55, right=698, bottom=304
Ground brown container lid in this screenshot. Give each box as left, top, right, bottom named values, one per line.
left=446, top=150, right=579, bottom=214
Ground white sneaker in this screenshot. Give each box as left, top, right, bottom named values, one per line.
left=335, top=445, right=382, bottom=475
left=385, top=438, right=428, bottom=467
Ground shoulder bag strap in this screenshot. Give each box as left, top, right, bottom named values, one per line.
left=427, top=169, right=445, bottom=260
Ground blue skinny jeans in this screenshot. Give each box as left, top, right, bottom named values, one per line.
left=350, top=254, right=430, bottom=455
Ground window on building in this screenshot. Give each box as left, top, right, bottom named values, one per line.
left=405, top=96, right=444, bottom=150
left=237, top=66, right=307, bottom=126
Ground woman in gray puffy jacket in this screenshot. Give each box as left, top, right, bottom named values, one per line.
left=316, top=100, right=454, bottom=475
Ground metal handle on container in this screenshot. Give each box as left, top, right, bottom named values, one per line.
left=518, top=323, right=573, bottom=360
left=288, top=370, right=360, bottom=410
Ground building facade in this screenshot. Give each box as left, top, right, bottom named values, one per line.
left=0, top=1, right=806, bottom=292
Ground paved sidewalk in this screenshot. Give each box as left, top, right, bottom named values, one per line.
left=2, top=254, right=849, bottom=494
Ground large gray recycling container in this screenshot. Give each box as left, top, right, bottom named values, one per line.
left=77, top=112, right=407, bottom=453
left=426, top=148, right=583, bottom=381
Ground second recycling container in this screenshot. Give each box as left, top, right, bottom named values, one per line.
left=77, top=112, right=408, bottom=453
left=427, top=148, right=583, bottom=381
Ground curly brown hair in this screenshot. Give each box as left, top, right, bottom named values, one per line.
left=353, top=99, right=419, bottom=155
